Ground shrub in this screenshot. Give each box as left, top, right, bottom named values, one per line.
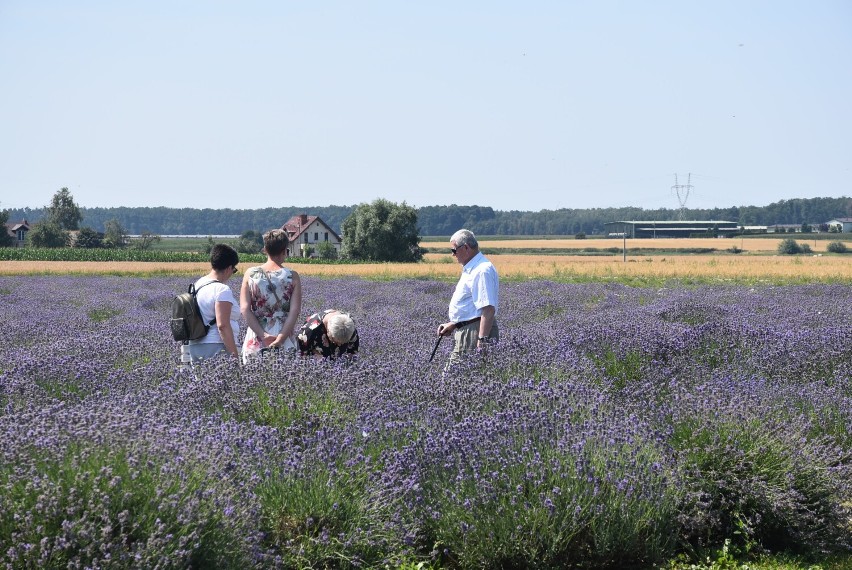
left=27, top=221, right=68, bottom=248
left=827, top=241, right=848, bottom=254
left=316, top=241, right=338, bottom=260
left=131, top=231, right=162, bottom=251
left=777, top=238, right=803, bottom=255
left=234, top=237, right=262, bottom=254
left=673, top=413, right=851, bottom=554
left=73, top=227, right=103, bottom=248
left=0, top=444, right=247, bottom=568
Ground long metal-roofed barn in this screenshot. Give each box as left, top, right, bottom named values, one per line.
left=604, top=220, right=739, bottom=238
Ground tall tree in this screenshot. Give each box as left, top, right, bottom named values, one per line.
left=0, top=210, right=14, bottom=247
left=340, top=199, right=423, bottom=262
left=103, top=218, right=128, bottom=248
left=46, top=187, right=83, bottom=230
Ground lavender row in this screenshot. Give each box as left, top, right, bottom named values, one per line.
left=0, top=276, right=849, bottom=568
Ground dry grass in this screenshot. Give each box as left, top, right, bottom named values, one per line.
left=422, top=237, right=850, bottom=252
left=3, top=254, right=851, bottom=283
left=476, top=254, right=852, bottom=281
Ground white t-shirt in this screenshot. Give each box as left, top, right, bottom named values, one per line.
left=448, top=252, right=499, bottom=323
left=188, top=278, right=240, bottom=346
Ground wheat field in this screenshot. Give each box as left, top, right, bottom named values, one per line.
left=3, top=253, right=851, bottom=281
left=422, top=237, right=847, bottom=252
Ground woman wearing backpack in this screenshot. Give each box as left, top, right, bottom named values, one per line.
left=184, top=243, right=242, bottom=363
left=240, top=229, right=302, bottom=362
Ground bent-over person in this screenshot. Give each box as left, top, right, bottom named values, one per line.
left=297, top=309, right=359, bottom=358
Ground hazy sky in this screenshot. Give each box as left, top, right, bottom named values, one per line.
left=1, top=1, right=850, bottom=212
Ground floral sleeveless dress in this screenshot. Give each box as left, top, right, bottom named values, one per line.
left=241, top=266, right=297, bottom=358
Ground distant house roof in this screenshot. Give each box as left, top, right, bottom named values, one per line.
left=281, top=214, right=342, bottom=242
left=830, top=217, right=852, bottom=223
left=5, top=219, right=30, bottom=236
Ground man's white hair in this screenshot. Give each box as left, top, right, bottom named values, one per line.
left=327, top=313, right=356, bottom=344
left=450, top=229, right=478, bottom=249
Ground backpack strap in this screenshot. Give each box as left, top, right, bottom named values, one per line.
left=190, top=279, right=221, bottom=327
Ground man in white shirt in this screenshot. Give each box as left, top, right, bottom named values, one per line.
left=436, top=229, right=499, bottom=365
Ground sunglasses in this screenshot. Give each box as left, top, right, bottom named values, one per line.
left=450, top=244, right=466, bottom=255
left=232, top=265, right=239, bottom=274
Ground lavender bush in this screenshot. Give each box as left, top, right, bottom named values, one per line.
left=0, top=276, right=850, bottom=568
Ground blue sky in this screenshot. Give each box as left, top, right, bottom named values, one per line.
left=1, top=1, right=850, bottom=212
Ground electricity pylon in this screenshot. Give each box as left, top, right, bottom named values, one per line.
left=672, top=173, right=693, bottom=220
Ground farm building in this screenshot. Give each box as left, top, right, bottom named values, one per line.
left=604, top=220, right=739, bottom=238
left=828, top=218, right=852, bottom=233
left=741, top=225, right=769, bottom=233
left=4, top=219, right=30, bottom=247
left=281, top=214, right=342, bottom=257
left=767, top=224, right=806, bottom=233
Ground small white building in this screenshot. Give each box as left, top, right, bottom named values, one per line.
left=281, top=214, right=342, bottom=257
left=827, top=218, right=852, bottom=233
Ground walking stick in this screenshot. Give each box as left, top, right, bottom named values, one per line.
left=429, top=335, right=443, bottom=362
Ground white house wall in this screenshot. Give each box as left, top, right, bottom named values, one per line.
left=828, top=219, right=852, bottom=233
left=297, top=221, right=342, bottom=254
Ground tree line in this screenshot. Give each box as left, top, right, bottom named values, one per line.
left=7, top=196, right=852, bottom=237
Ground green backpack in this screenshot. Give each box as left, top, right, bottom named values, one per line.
left=169, top=281, right=218, bottom=342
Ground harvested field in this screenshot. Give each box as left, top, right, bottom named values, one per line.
left=3, top=253, right=851, bottom=282
left=422, top=237, right=850, bottom=252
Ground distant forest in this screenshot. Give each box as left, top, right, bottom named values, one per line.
left=7, top=196, right=852, bottom=237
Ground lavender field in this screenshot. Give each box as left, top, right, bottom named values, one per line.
left=1, top=275, right=850, bottom=569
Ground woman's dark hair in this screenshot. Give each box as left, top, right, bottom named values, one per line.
left=210, top=243, right=239, bottom=270
left=263, top=229, right=290, bottom=257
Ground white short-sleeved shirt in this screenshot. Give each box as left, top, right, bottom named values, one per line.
left=448, top=252, right=499, bottom=323
left=188, top=278, right=240, bottom=346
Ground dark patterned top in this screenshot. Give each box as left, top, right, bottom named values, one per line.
left=297, top=310, right=359, bottom=357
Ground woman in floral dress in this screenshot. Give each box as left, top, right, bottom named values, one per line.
left=240, top=229, right=302, bottom=362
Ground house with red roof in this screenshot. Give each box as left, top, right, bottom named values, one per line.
left=281, top=214, right=342, bottom=257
